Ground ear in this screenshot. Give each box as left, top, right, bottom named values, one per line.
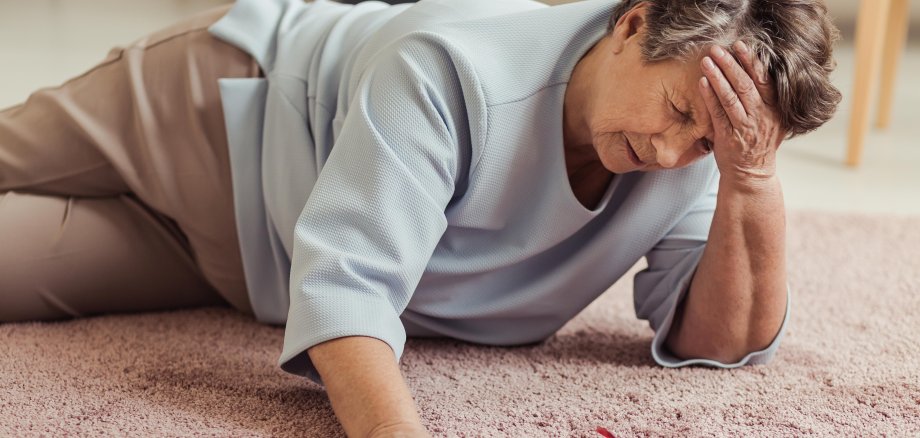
left=609, top=2, right=649, bottom=54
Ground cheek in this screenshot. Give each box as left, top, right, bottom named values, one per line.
left=625, top=105, right=674, bottom=135
left=596, top=88, right=669, bottom=133
left=594, top=133, right=633, bottom=172
left=595, top=111, right=671, bottom=137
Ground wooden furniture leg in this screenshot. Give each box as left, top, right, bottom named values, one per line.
left=846, top=0, right=892, bottom=167
left=875, top=0, right=910, bottom=129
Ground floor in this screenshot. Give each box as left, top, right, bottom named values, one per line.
left=1, top=0, right=917, bottom=215
left=3, top=210, right=919, bottom=436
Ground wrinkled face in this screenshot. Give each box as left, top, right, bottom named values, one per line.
left=587, top=9, right=716, bottom=174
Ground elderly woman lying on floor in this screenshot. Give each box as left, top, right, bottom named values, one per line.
left=0, top=0, right=841, bottom=436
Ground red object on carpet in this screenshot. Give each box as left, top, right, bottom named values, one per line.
left=596, top=426, right=616, bottom=437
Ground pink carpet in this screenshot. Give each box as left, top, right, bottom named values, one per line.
left=2, top=210, right=919, bottom=437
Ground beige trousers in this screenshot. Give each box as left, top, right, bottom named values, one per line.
left=0, top=5, right=262, bottom=322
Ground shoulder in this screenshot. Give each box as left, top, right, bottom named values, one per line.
left=387, top=0, right=617, bottom=106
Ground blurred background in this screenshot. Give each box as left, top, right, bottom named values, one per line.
left=1, top=0, right=917, bottom=214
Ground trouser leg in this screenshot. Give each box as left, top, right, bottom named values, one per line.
left=0, top=191, right=224, bottom=322
left=0, top=4, right=262, bottom=318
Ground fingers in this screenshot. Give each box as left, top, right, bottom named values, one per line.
left=699, top=76, right=732, bottom=136
left=732, top=40, right=777, bottom=105
left=706, top=45, right=761, bottom=114
left=701, top=55, right=746, bottom=128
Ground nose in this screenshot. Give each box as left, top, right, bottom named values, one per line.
left=650, top=133, right=687, bottom=168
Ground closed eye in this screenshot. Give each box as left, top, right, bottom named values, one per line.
left=670, top=101, right=692, bottom=125
left=662, top=82, right=694, bottom=126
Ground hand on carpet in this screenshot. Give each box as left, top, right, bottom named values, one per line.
left=367, top=421, right=432, bottom=438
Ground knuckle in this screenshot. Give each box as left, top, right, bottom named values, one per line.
left=736, top=81, right=756, bottom=96
left=723, top=93, right=740, bottom=108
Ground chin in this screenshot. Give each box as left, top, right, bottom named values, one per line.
left=595, top=132, right=639, bottom=174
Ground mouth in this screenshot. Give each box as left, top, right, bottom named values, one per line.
left=624, top=136, right=645, bottom=167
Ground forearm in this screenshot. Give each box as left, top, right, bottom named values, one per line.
left=665, top=176, right=788, bottom=362
left=308, top=336, right=428, bottom=438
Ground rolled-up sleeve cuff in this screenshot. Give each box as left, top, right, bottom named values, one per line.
left=276, top=293, right=407, bottom=386
left=651, top=284, right=792, bottom=368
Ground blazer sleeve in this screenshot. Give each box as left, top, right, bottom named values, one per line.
left=633, top=171, right=792, bottom=369
left=276, top=36, right=471, bottom=386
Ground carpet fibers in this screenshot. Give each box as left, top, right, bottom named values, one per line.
left=2, top=210, right=919, bottom=437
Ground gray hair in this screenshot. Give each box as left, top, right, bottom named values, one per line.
left=608, top=0, right=842, bottom=138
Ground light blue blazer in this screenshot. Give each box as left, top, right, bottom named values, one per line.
left=208, top=0, right=791, bottom=386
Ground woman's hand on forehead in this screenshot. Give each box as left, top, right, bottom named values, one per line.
left=698, top=40, right=786, bottom=189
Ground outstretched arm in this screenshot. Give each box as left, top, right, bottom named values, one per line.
left=309, top=336, right=429, bottom=438
left=277, top=36, right=469, bottom=436
left=665, top=41, right=788, bottom=362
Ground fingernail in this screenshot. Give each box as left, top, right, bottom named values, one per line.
left=712, top=46, right=725, bottom=58
left=703, top=57, right=715, bottom=70
left=700, top=77, right=709, bottom=88
left=736, top=40, right=748, bottom=54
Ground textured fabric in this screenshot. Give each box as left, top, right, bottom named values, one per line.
left=0, top=192, right=226, bottom=322
left=208, top=0, right=790, bottom=386
left=1, top=210, right=915, bottom=436
left=0, top=4, right=263, bottom=319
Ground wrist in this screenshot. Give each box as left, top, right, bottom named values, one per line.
left=719, top=172, right=782, bottom=197
left=367, top=421, right=430, bottom=438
